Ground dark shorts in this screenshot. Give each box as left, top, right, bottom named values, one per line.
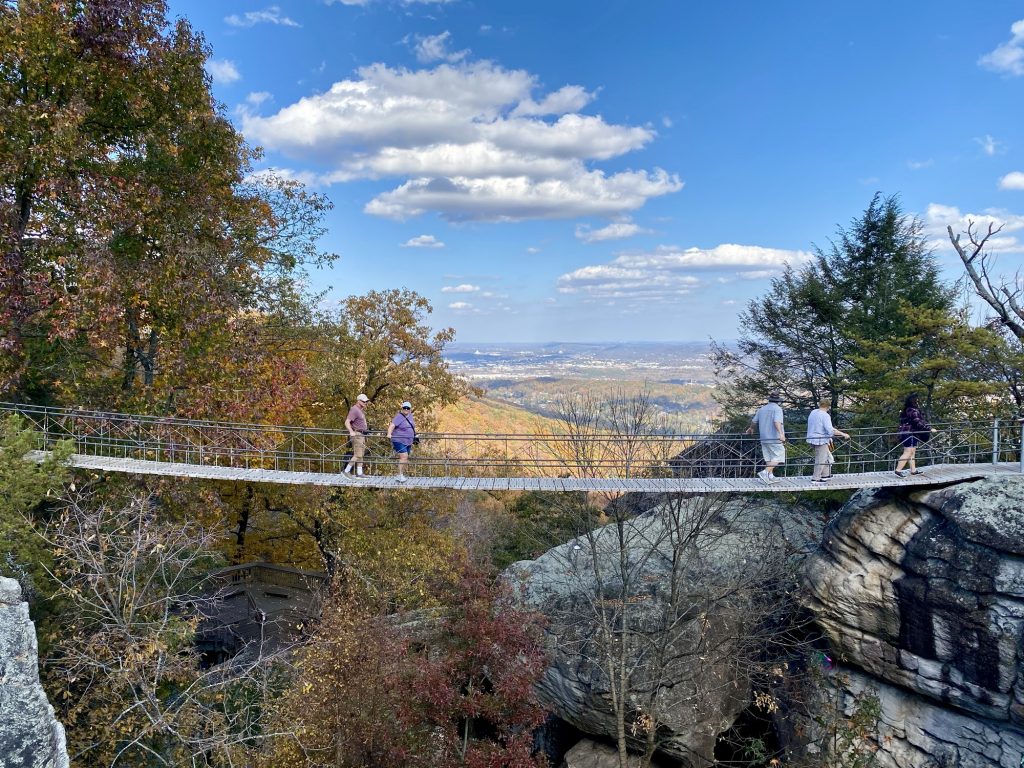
left=900, top=433, right=921, bottom=448
left=392, top=440, right=412, bottom=454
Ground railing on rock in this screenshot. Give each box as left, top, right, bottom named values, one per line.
left=2, top=402, right=1020, bottom=481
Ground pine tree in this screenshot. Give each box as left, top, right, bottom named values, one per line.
left=713, top=194, right=963, bottom=425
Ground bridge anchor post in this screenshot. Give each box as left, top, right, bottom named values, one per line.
left=1019, top=416, right=1024, bottom=474
left=993, top=419, right=1000, bottom=465
left=1015, top=417, right=1024, bottom=473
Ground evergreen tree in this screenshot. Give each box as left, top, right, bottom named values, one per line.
left=713, top=194, right=960, bottom=425
left=823, top=193, right=953, bottom=343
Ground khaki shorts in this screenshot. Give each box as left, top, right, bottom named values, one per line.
left=350, top=433, right=366, bottom=461
left=761, top=441, right=786, bottom=465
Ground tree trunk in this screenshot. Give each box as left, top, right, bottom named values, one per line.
left=233, top=485, right=254, bottom=564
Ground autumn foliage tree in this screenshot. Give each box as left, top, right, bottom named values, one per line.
left=41, top=491, right=289, bottom=767
left=264, top=562, right=549, bottom=768
left=309, top=288, right=473, bottom=430
left=0, top=1, right=334, bottom=417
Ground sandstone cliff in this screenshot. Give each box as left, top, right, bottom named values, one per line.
left=805, top=476, right=1024, bottom=767
left=0, top=577, right=69, bottom=768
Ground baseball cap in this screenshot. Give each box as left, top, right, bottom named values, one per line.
left=401, top=401, right=412, bottom=409
left=356, top=394, right=369, bottom=402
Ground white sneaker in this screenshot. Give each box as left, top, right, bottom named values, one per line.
left=396, top=474, right=407, bottom=484
left=766, top=474, right=779, bottom=484
left=757, top=469, right=769, bottom=483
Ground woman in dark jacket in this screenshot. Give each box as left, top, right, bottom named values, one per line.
left=894, top=393, right=935, bottom=477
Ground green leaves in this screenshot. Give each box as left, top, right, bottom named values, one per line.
left=0, top=414, right=69, bottom=596
left=713, top=194, right=1000, bottom=426
left=1, top=1, right=335, bottom=413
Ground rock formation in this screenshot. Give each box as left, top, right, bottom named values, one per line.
left=561, top=737, right=673, bottom=768
left=0, top=577, right=69, bottom=768
left=804, top=476, right=1024, bottom=767
left=506, top=495, right=822, bottom=766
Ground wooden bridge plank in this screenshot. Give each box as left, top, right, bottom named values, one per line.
left=24, top=452, right=1021, bottom=494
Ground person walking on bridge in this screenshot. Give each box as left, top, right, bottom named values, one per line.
left=895, top=392, right=934, bottom=477
left=746, top=392, right=786, bottom=484
left=806, top=399, right=850, bottom=483
left=344, top=393, right=370, bottom=477
left=387, top=401, right=416, bottom=484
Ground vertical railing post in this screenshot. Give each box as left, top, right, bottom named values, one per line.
left=992, top=419, right=1000, bottom=465
left=1019, top=417, right=1024, bottom=474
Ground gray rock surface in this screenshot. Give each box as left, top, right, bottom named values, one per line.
left=507, top=496, right=821, bottom=766
left=804, top=476, right=1024, bottom=764
left=830, top=668, right=1024, bottom=768
left=0, top=577, right=69, bottom=768
left=561, top=738, right=672, bottom=768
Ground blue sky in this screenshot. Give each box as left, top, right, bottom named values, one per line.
left=169, top=0, right=1024, bottom=343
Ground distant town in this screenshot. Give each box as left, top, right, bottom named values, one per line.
left=444, top=341, right=719, bottom=384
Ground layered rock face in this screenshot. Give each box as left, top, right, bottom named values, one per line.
left=506, top=497, right=821, bottom=766
left=805, top=476, right=1024, bottom=767
left=0, top=577, right=69, bottom=768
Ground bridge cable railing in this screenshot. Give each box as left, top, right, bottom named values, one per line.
left=1, top=402, right=1020, bottom=481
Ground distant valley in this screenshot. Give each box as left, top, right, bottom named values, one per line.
left=438, top=342, right=722, bottom=434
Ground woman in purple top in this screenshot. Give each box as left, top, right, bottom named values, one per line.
left=386, top=401, right=416, bottom=483
left=894, top=393, right=935, bottom=477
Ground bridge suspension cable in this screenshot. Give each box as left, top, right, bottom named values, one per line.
left=3, top=402, right=1021, bottom=493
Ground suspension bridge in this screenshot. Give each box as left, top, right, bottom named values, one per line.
left=4, top=402, right=1021, bottom=493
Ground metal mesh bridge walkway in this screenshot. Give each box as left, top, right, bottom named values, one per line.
left=5, top=402, right=1021, bottom=493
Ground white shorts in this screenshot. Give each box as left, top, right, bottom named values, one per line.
left=761, top=442, right=786, bottom=465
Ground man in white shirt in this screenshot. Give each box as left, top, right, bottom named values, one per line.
left=746, top=393, right=786, bottom=484
left=806, top=399, right=850, bottom=482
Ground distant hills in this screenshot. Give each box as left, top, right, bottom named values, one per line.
left=439, top=343, right=721, bottom=435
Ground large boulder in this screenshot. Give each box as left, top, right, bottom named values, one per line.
left=804, top=476, right=1024, bottom=760
left=506, top=496, right=821, bottom=766
left=0, top=577, right=69, bottom=768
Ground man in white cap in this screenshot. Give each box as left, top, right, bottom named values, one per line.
left=344, top=394, right=370, bottom=477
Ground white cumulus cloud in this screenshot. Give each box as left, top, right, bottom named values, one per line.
left=401, top=234, right=445, bottom=248
left=511, top=85, right=595, bottom=117
left=441, top=284, right=479, bottom=293
left=206, top=59, right=241, bottom=84
left=925, top=203, right=1024, bottom=253
left=225, top=6, right=300, bottom=27
left=575, top=218, right=652, bottom=243
left=241, top=60, right=680, bottom=222
left=999, top=171, right=1024, bottom=190
left=448, top=301, right=474, bottom=310
left=979, top=19, right=1024, bottom=76
left=364, top=169, right=680, bottom=222
left=414, top=31, right=469, bottom=63
left=246, top=91, right=273, bottom=107
left=557, top=243, right=812, bottom=301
